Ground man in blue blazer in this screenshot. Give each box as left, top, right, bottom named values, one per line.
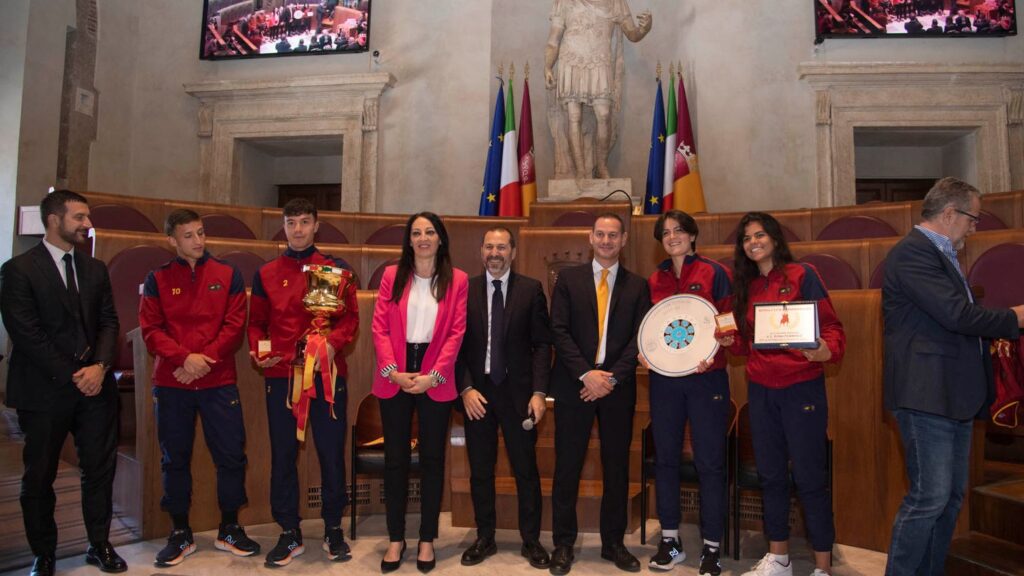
left=883, top=177, right=1024, bottom=576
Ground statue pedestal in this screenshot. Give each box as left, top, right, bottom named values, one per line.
left=545, top=178, right=638, bottom=211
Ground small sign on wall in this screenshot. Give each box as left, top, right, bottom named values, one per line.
left=18, top=206, right=44, bottom=236
left=75, top=87, right=95, bottom=117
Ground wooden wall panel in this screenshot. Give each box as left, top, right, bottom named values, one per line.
left=528, top=200, right=632, bottom=229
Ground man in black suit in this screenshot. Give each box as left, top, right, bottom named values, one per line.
left=548, top=213, right=650, bottom=575
left=1, top=190, right=125, bottom=576
left=883, top=177, right=1024, bottom=576
left=456, top=227, right=552, bottom=569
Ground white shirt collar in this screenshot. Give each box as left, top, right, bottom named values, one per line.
left=42, top=237, right=74, bottom=262
left=486, top=269, right=511, bottom=285
left=591, top=259, right=619, bottom=277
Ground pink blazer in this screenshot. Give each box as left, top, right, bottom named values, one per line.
left=371, top=265, right=468, bottom=402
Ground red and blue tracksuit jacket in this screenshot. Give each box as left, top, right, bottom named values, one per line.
left=648, top=254, right=733, bottom=372
left=139, top=252, right=247, bottom=389
left=728, top=262, right=846, bottom=387
left=246, top=245, right=359, bottom=379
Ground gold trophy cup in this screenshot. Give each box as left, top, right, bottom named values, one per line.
left=293, top=265, right=353, bottom=365
left=289, top=264, right=354, bottom=441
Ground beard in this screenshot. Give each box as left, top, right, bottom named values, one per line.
left=486, top=257, right=507, bottom=273
left=58, top=223, right=87, bottom=245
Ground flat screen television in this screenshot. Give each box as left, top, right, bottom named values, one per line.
left=201, top=0, right=371, bottom=60
left=815, top=0, right=1016, bottom=42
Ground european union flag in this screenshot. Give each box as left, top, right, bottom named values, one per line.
left=478, top=82, right=505, bottom=216
left=643, top=79, right=666, bottom=215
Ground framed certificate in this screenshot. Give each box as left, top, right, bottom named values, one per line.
left=753, top=301, right=819, bottom=350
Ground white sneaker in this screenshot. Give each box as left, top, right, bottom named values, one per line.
left=810, top=570, right=830, bottom=576
left=741, top=553, right=794, bottom=576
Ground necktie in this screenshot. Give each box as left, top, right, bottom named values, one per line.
left=63, top=253, right=80, bottom=305
left=63, top=253, right=87, bottom=357
left=490, top=279, right=506, bottom=383
left=596, top=269, right=609, bottom=362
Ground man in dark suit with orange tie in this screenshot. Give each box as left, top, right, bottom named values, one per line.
left=457, top=227, right=552, bottom=569
left=548, top=213, right=650, bottom=575
left=1, top=190, right=124, bottom=576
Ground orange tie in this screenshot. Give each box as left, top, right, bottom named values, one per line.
left=596, top=269, right=609, bottom=361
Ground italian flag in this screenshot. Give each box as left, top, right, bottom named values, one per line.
left=661, top=76, right=677, bottom=212
left=498, top=79, right=522, bottom=217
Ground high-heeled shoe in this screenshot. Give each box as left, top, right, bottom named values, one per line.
left=381, top=540, right=407, bottom=573
left=416, top=541, right=436, bottom=574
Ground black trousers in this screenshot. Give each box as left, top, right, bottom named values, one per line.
left=464, top=377, right=542, bottom=542
left=378, top=343, right=452, bottom=542
left=266, top=374, right=348, bottom=531
left=154, top=384, right=247, bottom=516
left=551, top=392, right=635, bottom=548
left=17, top=382, right=118, bottom=556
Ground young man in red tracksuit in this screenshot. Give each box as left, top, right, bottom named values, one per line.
left=248, top=198, right=359, bottom=567
left=139, top=209, right=259, bottom=567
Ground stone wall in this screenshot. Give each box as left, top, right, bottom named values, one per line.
left=9, top=0, right=1024, bottom=221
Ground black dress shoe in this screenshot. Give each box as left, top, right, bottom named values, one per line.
left=461, top=537, right=497, bottom=566
left=600, top=543, right=640, bottom=573
left=549, top=545, right=574, bottom=575
left=85, top=542, right=128, bottom=573
left=30, top=555, right=55, bottom=576
left=521, top=540, right=551, bottom=569
left=416, top=541, right=436, bottom=574
left=381, top=540, right=407, bottom=574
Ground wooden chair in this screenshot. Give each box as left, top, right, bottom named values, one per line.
left=640, top=399, right=737, bottom=551
left=551, top=211, right=598, bottom=227
left=798, top=254, right=862, bottom=290
left=815, top=215, right=897, bottom=241
left=365, top=224, right=405, bottom=245
left=219, top=251, right=266, bottom=288
left=90, top=204, right=159, bottom=233
left=967, top=243, right=1024, bottom=308
left=201, top=214, right=257, bottom=239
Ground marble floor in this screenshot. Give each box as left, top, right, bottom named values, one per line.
left=1, top=513, right=888, bottom=576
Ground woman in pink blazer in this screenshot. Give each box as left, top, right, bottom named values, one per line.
left=372, top=211, right=468, bottom=573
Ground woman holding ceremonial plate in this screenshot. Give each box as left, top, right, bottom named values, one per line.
left=642, top=210, right=732, bottom=575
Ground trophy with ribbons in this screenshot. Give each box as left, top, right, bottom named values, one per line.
left=289, top=264, right=355, bottom=441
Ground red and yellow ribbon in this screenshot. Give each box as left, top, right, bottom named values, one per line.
left=289, top=316, right=338, bottom=441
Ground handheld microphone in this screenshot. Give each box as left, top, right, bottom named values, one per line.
left=522, top=414, right=536, bottom=431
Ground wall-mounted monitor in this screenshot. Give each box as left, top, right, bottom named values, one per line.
left=201, top=0, right=371, bottom=60
left=815, top=0, right=1016, bottom=42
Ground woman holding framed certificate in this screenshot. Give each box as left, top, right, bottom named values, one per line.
left=643, top=210, right=733, bottom=574
left=720, top=212, right=845, bottom=576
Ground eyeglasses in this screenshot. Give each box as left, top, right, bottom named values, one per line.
left=954, top=209, right=981, bottom=225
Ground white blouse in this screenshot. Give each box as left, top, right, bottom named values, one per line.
left=406, top=274, right=438, bottom=343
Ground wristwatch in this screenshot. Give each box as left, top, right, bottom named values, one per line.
left=94, top=361, right=109, bottom=373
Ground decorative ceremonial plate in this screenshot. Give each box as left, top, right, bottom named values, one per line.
left=639, top=294, right=720, bottom=377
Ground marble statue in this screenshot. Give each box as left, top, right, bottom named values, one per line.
left=544, top=0, right=652, bottom=180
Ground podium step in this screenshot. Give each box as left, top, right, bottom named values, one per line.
left=946, top=533, right=1024, bottom=576
left=972, top=478, right=1024, bottom=547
